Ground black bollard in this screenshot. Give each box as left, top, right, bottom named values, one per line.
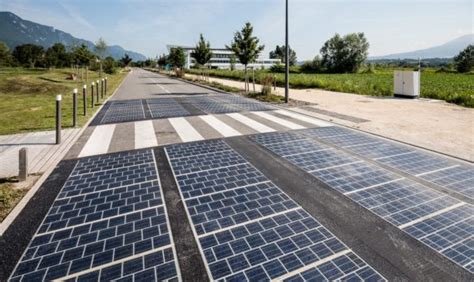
left=56, top=95, right=62, bottom=144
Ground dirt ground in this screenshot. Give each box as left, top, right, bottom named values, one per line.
left=186, top=74, right=474, bottom=162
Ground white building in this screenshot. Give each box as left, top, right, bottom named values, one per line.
left=167, top=45, right=280, bottom=70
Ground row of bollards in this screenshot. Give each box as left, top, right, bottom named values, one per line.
left=55, top=77, right=108, bottom=144
left=19, top=77, right=108, bottom=182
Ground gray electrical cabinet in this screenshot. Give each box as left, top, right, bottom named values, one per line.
left=394, top=71, right=420, bottom=97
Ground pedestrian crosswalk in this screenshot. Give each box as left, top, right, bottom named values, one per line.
left=78, top=110, right=332, bottom=158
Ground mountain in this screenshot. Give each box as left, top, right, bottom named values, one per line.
left=370, top=34, right=473, bottom=60
left=0, top=11, right=147, bottom=61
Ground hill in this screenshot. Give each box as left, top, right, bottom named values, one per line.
left=0, top=11, right=147, bottom=61
left=370, top=34, right=472, bottom=59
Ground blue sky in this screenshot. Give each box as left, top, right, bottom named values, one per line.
left=2, top=0, right=472, bottom=60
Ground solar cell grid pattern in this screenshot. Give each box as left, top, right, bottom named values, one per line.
left=252, top=130, right=473, bottom=273
left=185, top=96, right=241, bottom=114
left=101, top=100, right=145, bottom=124
left=10, top=149, right=180, bottom=281
left=210, top=95, right=276, bottom=112
left=165, top=140, right=385, bottom=281
left=300, top=126, right=474, bottom=200
left=146, top=98, right=190, bottom=118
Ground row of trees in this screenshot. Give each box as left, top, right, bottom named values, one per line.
left=0, top=39, right=134, bottom=74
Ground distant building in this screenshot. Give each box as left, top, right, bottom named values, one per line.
left=167, top=45, right=280, bottom=70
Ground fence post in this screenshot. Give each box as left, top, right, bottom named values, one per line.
left=101, top=78, right=104, bottom=99
left=96, top=80, right=100, bottom=102
left=105, top=77, right=108, bottom=96
left=56, top=95, right=62, bottom=144
left=91, top=82, right=95, bottom=108
left=252, top=67, right=256, bottom=93
left=83, top=84, right=87, bottom=116
left=18, top=148, right=28, bottom=182
left=72, top=88, right=77, bottom=127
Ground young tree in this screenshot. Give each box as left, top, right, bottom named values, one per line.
left=191, top=34, right=213, bottom=68
left=269, top=45, right=297, bottom=66
left=226, top=22, right=264, bottom=92
left=95, top=37, right=108, bottom=77
left=45, top=43, right=70, bottom=68
left=454, top=44, right=473, bottom=73
left=12, top=44, right=44, bottom=68
left=0, top=41, right=13, bottom=67
left=120, top=54, right=133, bottom=67
left=71, top=44, right=95, bottom=66
left=320, top=33, right=369, bottom=73
left=168, top=47, right=186, bottom=68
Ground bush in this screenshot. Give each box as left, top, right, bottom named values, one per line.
left=300, top=56, right=323, bottom=73
left=175, top=68, right=185, bottom=78
left=260, top=75, right=273, bottom=96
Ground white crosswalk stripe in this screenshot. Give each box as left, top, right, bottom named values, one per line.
left=200, top=115, right=241, bottom=137
left=168, top=117, right=204, bottom=142
left=135, top=120, right=158, bottom=149
left=226, top=113, right=275, bottom=133
left=275, top=109, right=333, bottom=127
left=252, top=111, right=305, bottom=130
left=79, top=124, right=116, bottom=157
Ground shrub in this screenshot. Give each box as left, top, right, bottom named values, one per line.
left=260, top=75, right=273, bottom=96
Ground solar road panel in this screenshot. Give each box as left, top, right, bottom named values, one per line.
left=10, top=149, right=180, bottom=281
left=147, top=98, right=190, bottom=118
left=252, top=131, right=473, bottom=273
left=165, top=140, right=385, bottom=281
left=101, top=100, right=146, bottom=124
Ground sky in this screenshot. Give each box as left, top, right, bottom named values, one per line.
left=1, top=0, right=472, bottom=60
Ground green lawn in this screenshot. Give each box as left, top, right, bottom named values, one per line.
left=186, top=68, right=474, bottom=107
left=0, top=68, right=128, bottom=135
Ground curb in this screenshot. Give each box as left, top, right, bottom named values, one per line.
left=0, top=70, right=131, bottom=236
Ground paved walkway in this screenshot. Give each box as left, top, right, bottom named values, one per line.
left=0, top=129, right=82, bottom=178
left=186, top=74, right=474, bottom=162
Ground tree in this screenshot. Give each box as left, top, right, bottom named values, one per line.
left=454, top=45, right=473, bottom=73
left=12, top=44, right=44, bottom=68
left=45, top=43, right=70, bottom=68
left=120, top=54, right=133, bottom=67
left=300, top=55, right=323, bottom=73
left=191, top=34, right=213, bottom=67
left=229, top=54, right=236, bottom=71
left=95, top=37, right=108, bottom=77
left=0, top=41, right=13, bottom=67
left=320, top=33, right=369, bottom=73
left=226, top=22, right=264, bottom=92
left=157, top=54, right=168, bottom=68
left=269, top=45, right=297, bottom=66
left=103, top=56, right=116, bottom=74
left=168, top=47, right=186, bottom=68
left=71, top=44, right=94, bottom=66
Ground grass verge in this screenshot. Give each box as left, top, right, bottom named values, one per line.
left=186, top=68, right=474, bottom=107
left=0, top=180, right=28, bottom=222
left=0, top=67, right=128, bottom=135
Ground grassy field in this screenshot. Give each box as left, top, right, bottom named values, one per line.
left=187, top=68, right=474, bottom=107
left=0, top=68, right=128, bottom=135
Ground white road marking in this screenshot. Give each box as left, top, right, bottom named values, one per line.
left=226, top=113, right=275, bottom=133
left=200, top=115, right=241, bottom=137
left=79, top=124, right=115, bottom=157
left=252, top=111, right=305, bottom=130
left=398, top=202, right=466, bottom=229
left=275, top=109, right=333, bottom=127
left=169, top=117, right=204, bottom=142
left=135, top=120, right=158, bottom=148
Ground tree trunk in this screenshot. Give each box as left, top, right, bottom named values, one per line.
left=244, top=65, right=248, bottom=93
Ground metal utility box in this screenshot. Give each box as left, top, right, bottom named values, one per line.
left=394, top=71, right=420, bottom=98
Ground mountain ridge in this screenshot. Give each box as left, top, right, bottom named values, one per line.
left=0, top=11, right=147, bottom=61
left=370, top=34, right=473, bottom=60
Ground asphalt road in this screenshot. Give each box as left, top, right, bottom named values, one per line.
left=1, top=68, right=472, bottom=281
